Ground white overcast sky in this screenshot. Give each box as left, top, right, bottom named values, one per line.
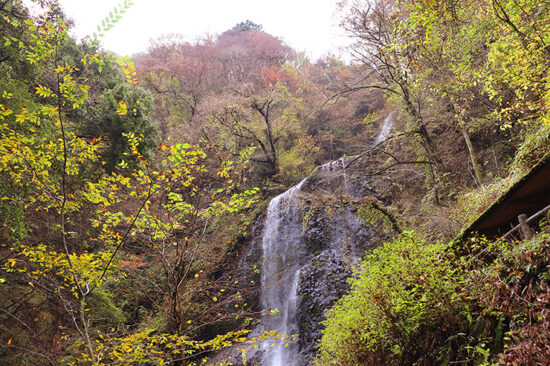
left=52, top=0, right=351, bottom=60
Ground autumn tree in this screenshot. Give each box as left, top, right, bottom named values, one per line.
left=136, top=36, right=220, bottom=139
left=484, top=0, right=550, bottom=128
left=214, top=26, right=292, bottom=90
left=393, top=0, right=497, bottom=186
left=336, top=0, right=453, bottom=201
left=137, top=25, right=326, bottom=182
left=338, top=0, right=516, bottom=189
left=0, top=5, right=265, bottom=365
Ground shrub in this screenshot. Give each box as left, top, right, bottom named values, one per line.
left=317, top=225, right=550, bottom=366
left=316, top=232, right=462, bottom=365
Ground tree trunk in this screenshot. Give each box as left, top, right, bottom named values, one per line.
left=461, top=124, right=483, bottom=186
left=79, top=297, right=96, bottom=363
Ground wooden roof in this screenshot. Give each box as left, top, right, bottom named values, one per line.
left=457, top=154, right=550, bottom=240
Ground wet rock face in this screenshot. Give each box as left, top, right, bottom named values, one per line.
left=297, top=250, right=352, bottom=362
left=289, top=158, right=396, bottom=363
left=301, top=207, right=332, bottom=255
left=301, top=157, right=379, bottom=199
left=301, top=200, right=378, bottom=261
left=295, top=199, right=377, bottom=364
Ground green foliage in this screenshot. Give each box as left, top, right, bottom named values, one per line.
left=94, top=83, right=157, bottom=171
left=317, top=232, right=463, bottom=365
left=318, top=223, right=550, bottom=365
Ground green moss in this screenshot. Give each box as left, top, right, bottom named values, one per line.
left=301, top=205, right=318, bottom=231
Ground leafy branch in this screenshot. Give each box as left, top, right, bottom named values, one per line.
left=91, top=0, right=135, bottom=40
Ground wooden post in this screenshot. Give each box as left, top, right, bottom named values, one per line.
left=503, top=204, right=550, bottom=240
left=518, top=213, right=534, bottom=240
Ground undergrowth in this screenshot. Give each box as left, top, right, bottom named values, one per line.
left=316, top=229, right=550, bottom=365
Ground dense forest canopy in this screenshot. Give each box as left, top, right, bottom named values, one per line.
left=1, top=0, right=550, bottom=365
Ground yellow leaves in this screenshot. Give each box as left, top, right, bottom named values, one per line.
left=39, top=105, right=58, bottom=118
left=6, top=258, right=17, bottom=267
left=7, top=338, right=12, bottom=345
left=217, top=168, right=230, bottom=178
left=116, top=100, right=128, bottom=115
left=53, top=64, right=66, bottom=74
left=15, top=106, right=28, bottom=123
left=116, top=56, right=138, bottom=84
left=123, top=65, right=138, bottom=84
left=0, top=104, right=13, bottom=120
left=35, top=85, right=55, bottom=98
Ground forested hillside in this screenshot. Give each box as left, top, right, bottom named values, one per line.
left=1, top=0, right=549, bottom=365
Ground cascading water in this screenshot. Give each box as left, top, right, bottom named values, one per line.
left=374, top=112, right=395, bottom=144
left=340, top=157, right=348, bottom=193
left=257, top=112, right=397, bottom=365
left=260, top=180, right=307, bottom=366
left=319, top=157, right=349, bottom=194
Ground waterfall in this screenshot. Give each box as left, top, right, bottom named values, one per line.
left=374, top=112, right=395, bottom=144
left=256, top=111, right=396, bottom=363
left=319, top=157, right=349, bottom=194
left=340, top=157, right=348, bottom=193
left=261, top=179, right=306, bottom=366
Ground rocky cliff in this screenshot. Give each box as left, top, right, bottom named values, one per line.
left=213, top=116, right=399, bottom=365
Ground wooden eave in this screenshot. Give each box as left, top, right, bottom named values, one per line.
left=456, top=154, right=550, bottom=241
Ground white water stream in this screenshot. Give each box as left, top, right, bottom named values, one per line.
left=374, top=112, right=395, bottom=144
left=260, top=180, right=306, bottom=366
